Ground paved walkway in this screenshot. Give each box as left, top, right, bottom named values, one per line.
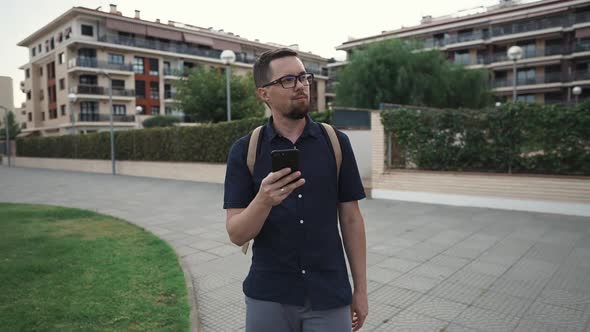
left=1, top=166, right=590, bottom=331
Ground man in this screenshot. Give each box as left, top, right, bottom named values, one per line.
left=223, top=48, right=368, bottom=331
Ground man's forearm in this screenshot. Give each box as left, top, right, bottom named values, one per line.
left=341, top=218, right=367, bottom=293
left=227, top=195, right=272, bottom=246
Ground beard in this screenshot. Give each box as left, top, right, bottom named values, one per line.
left=285, top=100, right=309, bottom=120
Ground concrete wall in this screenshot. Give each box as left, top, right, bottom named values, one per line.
left=370, top=109, right=590, bottom=217
left=10, top=157, right=227, bottom=184
left=341, top=129, right=371, bottom=183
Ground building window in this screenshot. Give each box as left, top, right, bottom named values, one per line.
left=40, top=89, right=44, bottom=101
left=135, top=80, right=146, bottom=98
left=38, top=44, right=41, bottom=53
left=81, top=24, right=94, bottom=37
left=31, top=47, right=36, bottom=57
left=150, top=81, right=159, bottom=99
left=58, top=32, right=63, bottom=42
left=165, top=106, right=172, bottom=114
left=516, top=94, right=536, bottom=103
left=39, top=67, right=43, bottom=76
left=80, top=101, right=99, bottom=121
left=79, top=75, right=97, bottom=85
left=42, top=112, right=45, bottom=121
left=27, top=90, right=31, bottom=100
left=28, top=113, right=32, bottom=122
left=59, top=78, right=65, bottom=90
left=25, top=69, right=30, bottom=78
left=108, top=53, right=124, bottom=65
left=454, top=50, right=471, bottom=66
left=50, top=37, right=55, bottom=50
left=58, top=52, right=65, bottom=64
left=65, top=27, right=72, bottom=39
left=517, top=68, right=536, bottom=85
left=112, top=80, right=125, bottom=89
left=61, top=105, right=66, bottom=116
left=163, top=61, right=171, bottom=75
left=151, top=106, right=160, bottom=115
left=149, top=58, right=159, bottom=76
left=112, top=105, right=126, bottom=115
left=133, top=57, right=144, bottom=74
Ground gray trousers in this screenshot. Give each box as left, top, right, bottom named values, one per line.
left=245, top=296, right=352, bottom=332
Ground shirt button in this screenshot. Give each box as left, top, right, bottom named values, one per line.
left=302, top=270, right=306, bottom=275
left=300, top=219, right=304, bottom=224
left=298, top=194, right=303, bottom=199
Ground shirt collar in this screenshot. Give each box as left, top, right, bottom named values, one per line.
left=264, top=114, right=322, bottom=142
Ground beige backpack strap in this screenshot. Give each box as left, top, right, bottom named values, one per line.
left=246, top=126, right=263, bottom=176
left=242, top=126, right=263, bottom=255
left=321, top=123, right=342, bottom=179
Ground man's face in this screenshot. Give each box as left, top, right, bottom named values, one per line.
left=260, top=56, right=310, bottom=120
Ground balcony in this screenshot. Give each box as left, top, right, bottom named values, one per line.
left=67, top=57, right=133, bottom=72
left=419, top=13, right=590, bottom=51
left=98, top=33, right=256, bottom=64
left=572, top=70, right=590, bottom=81
left=492, top=72, right=564, bottom=88
left=164, top=91, right=177, bottom=99
left=78, top=113, right=135, bottom=122
left=70, top=85, right=135, bottom=97
left=163, top=68, right=189, bottom=77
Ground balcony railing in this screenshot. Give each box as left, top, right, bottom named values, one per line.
left=164, top=91, right=177, bottom=99
left=163, top=68, right=189, bottom=76
left=419, top=12, right=590, bottom=50
left=492, top=72, right=564, bottom=88
left=70, top=85, right=135, bottom=97
left=68, top=57, right=133, bottom=71
left=573, top=70, right=590, bottom=81
left=98, top=33, right=256, bottom=64
left=78, top=113, right=135, bottom=122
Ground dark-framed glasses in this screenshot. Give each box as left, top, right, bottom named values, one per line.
left=262, top=72, right=314, bottom=89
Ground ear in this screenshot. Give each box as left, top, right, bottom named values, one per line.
left=256, top=87, right=270, bottom=103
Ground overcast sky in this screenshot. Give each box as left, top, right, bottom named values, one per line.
left=1, top=0, right=538, bottom=106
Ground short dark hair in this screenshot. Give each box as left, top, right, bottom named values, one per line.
left=253, top=48, right=299, bottom=88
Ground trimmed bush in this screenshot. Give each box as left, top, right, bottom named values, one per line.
left=142, top=115, right=181, bottom=128
left=17, top=117, right=267, bottom=163
left=381, top=102, right=590, bottom=175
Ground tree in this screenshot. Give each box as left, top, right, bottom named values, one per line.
left=0, top=111, right=21, bottom=140
left=336, top=39, right=492, bottom=109
left=173, top=67, right=264, bottom=123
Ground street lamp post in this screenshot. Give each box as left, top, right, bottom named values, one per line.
left=573, top=86, right=582, bottom=106
left=507, top=45, right=523, bottom=102
left=98, top=70, right=116, bottom=176
left=220, top=50, right=236, bottom=122
left=0, top=105, right=10, bottom=168
left=68, top=92, right=77, bottom=135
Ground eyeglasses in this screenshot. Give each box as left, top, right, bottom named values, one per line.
left=262, top=73, right=314, bottom=89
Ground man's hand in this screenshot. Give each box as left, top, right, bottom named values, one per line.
left=351, top=290, right=368, bottom=331
left=257, top=168, right=305, bottom=207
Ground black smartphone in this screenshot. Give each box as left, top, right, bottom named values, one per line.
left=271, top=149, right=299, bottom=173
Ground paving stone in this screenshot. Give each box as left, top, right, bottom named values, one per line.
left=453, top=306, right=521, bottom=332
left=430, top=281, right=486, bottom=305
left=448, top=270, right=498, bottom=289
left=428, top=254, right=471, bottom=270
left=377, top=310, right=449, bottom=331
left=407, top=295, right=468, bottom=322
left=523, top=300, right=590, bottom=331
left=472, top=291, right=534, bottom=317
left=391, top=273, right=441, bottom=293
left=412, top=263, right=457, bottom=281
left=367, top=265, right=403, bottom=284
left=490, top=277, right=546, bottom=299
left=370, top=285, right=423, bottom=309
left=376, top=256, right=421, bottom=273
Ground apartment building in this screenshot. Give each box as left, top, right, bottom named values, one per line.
left=336, top=0, right=590, bottom=105
left=18, top=5, right=329, bottom=137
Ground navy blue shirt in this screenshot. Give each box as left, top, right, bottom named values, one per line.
left=223, top=116, right=365, bottom=310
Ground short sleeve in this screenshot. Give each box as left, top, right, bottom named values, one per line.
left=336, top=131, right=366, bottom=203
left=223, top=137, right=256, bottom=209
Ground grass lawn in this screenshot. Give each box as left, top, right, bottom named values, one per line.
left=0, top=203, right=190, bottom=331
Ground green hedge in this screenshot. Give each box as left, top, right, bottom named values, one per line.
left=381, top=101, right=590, bottom=175
left=17, top=117, right=267, bottom=163
left=141, top=115, right=181, bottom=128
left=16, top=112, right=331, bottom=163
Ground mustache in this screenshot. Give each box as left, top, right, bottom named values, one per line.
left=292, top=94, right=308, bottom=99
